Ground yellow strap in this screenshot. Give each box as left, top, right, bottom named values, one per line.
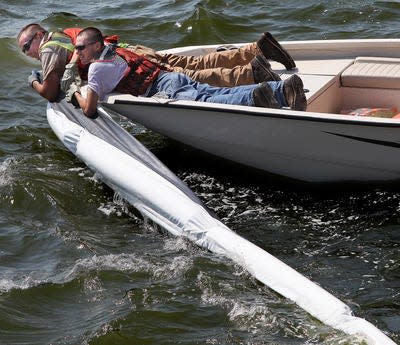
left=39, top=32, right=74, bottom=53
left=117, top=42, right=130, bottom=48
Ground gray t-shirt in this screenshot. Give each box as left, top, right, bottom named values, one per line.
left=39, top=44, right=69, bottom=81
left=88, top=55, right=128, bottom=101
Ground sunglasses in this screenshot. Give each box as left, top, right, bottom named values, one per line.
left=74, top=41, right=97, bottom=51
left=22, top=32, right=37, bottom=54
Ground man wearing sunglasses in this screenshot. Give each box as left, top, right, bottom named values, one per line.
left=17, top=23, right=296, bottom=102
left=69, top=27, right=306, bottom=118
left=17, top=25, right=63, bottom=101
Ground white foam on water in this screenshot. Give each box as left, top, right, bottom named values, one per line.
left=63, top=251, right=193, bottom=284
left=68, top=167, right=86, bottom=172
left=153, top=255, right=193, bottom=280
left=83, top=275, right=105, bottom=303
left=197, top=272, right=279, bottom=335
left=65, top=253, right=158, bottom=279
left=0, top=278, right=21, bottom=292
left=0, top=157, right=16, bottom=187
left=163, top=236, right=191, bottom=251
left=0, top=276, right=46, bottom=293
left=97, top=202, right=120, bottom=216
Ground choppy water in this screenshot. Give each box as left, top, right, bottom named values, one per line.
left=0, top=1, right=399, bottom=344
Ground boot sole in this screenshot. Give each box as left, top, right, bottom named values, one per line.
left=261, top=32, right=296, bottom=70
left=287, top=75, right=307, bottom=111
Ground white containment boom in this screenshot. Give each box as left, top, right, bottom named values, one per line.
left=47, top=100, right=395, bottom=345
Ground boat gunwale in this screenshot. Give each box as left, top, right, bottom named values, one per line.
left=103, top=98, right=400, bottom=129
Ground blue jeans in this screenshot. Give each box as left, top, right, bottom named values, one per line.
left=147, top=72, right=286, bottom=107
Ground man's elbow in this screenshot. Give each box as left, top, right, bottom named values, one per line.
left=45, top=94, right=58, bottom=102
left=38, top=88, right=59, bottom=102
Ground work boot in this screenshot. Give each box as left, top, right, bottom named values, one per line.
left=283, top=74, right=307, bottom=111
left=253, top=82, right=280, bottom=109
left=251, top=55, right=281, bottom=82
left=257, top=32, right=296, bottom=70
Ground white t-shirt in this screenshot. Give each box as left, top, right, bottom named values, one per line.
left=88, top=55, right=128, bottom=101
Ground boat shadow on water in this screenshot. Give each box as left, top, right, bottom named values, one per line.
left=154, top=136, right=400, bottom=195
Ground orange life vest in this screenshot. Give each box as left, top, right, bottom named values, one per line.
left=62, top=27, right=82, bottom=46
left=101, top=47, right=161, bottom=96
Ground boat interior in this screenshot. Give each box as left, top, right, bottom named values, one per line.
left=276, top=56, right=400, bottom=116
left=162, top=39, right=400, bottom=118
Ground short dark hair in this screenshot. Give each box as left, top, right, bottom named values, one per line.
left=77, top=27, right=104, bottom=46
left=17, top=23, right=47, bottom=41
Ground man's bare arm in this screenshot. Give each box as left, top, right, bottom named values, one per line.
left=31, top=71, right=60, bottom=102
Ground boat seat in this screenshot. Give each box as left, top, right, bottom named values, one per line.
left=341, top=57, right=400, bottom=89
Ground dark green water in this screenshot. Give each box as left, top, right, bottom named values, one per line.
left=0, top=1, right=399, bottom=344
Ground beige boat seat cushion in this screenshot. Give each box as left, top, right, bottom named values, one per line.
left=341, top=57, right=400, bottom=89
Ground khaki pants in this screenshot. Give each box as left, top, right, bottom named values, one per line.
left=128, top=43, right=262, bottom=87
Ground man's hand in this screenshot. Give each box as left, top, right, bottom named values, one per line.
left=74, top=87, right=99, bottom=118
left=65, top=82, right=80, bottom=106
left=61, top=63, right=81, bottom=93
left=28, top=70, right=41, bottom=87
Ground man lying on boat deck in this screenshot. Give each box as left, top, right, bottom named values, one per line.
left=17, top=23, right=295, bottom=102
left=66, top=27, right=307, bottom=117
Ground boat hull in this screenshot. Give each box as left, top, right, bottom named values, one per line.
left=103, top=100, right=400, bottom=183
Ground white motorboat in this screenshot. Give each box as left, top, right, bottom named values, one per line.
left=102, top=38, right=400, bottom=184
